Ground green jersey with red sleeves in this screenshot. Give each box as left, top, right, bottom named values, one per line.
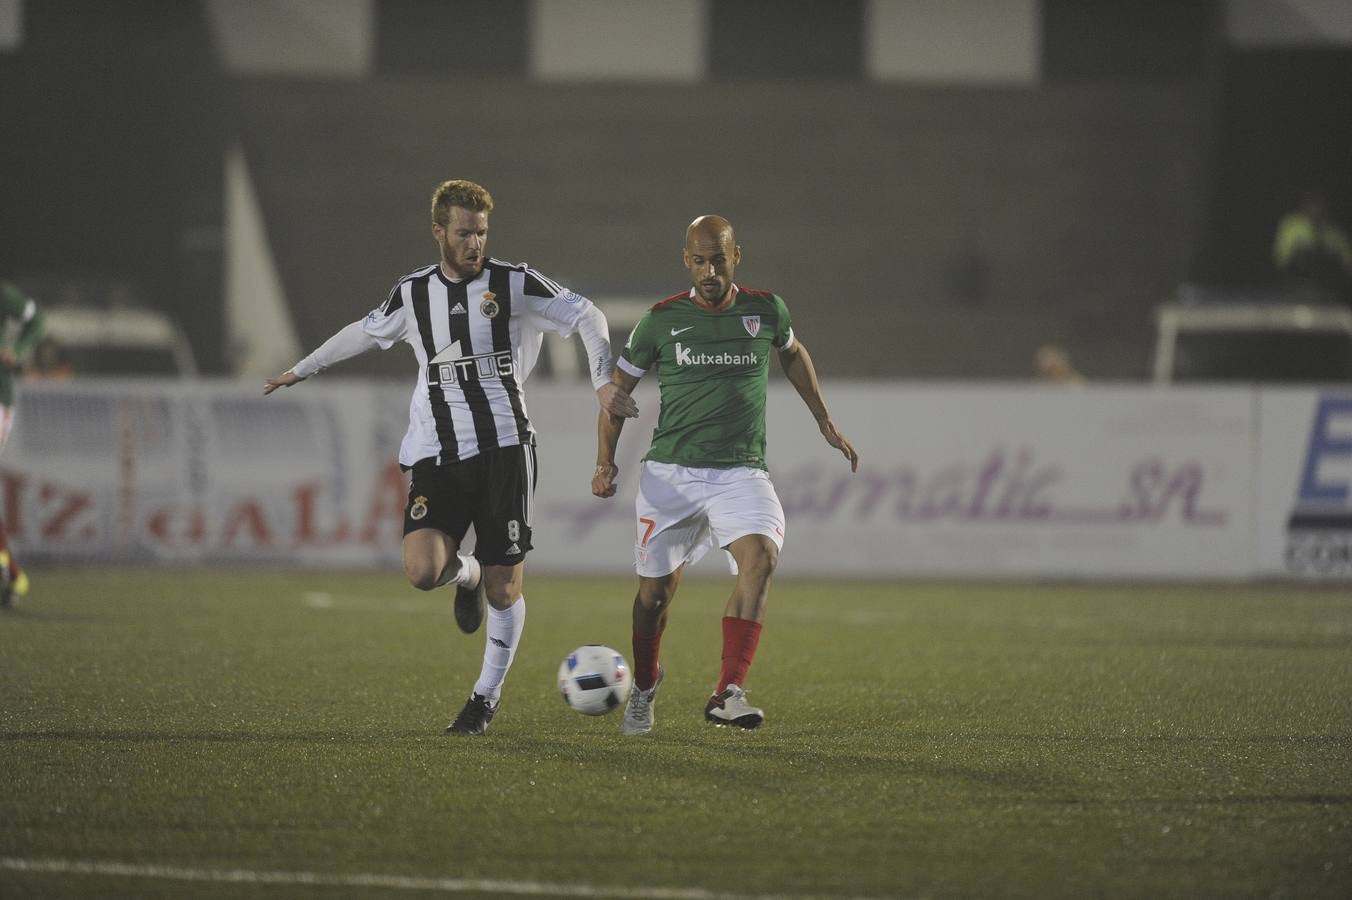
left=617, top=285, right=794, bottom=470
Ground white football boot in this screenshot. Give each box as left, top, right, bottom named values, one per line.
left=703, top=684, right=764, bottom=729
left=621, top=666, right=664, bottom=735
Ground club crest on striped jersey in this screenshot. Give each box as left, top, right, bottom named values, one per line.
left=742, top=315, right=761, bottom=337
left=480, top=292, right=500, bottom=319
left=410, top=495, right=429, bottom=521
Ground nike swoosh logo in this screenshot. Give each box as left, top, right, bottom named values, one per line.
left=670, top=326, right=695, bottom=336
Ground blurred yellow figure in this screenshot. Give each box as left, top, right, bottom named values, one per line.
left=1273, top=191, right=1352, bottom=305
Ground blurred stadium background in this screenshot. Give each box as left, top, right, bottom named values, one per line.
left=2, top=2, right=1351, bottom=898
left=2, top=0, right=1350, bottom=578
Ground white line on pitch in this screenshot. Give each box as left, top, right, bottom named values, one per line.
left=0, top=857, right=886, bottom=900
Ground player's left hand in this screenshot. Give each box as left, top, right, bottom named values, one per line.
left=819, top=419, right=859, bottom=472
left=597, top=383, right=639, bottom=418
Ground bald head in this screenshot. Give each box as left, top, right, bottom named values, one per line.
left=683, top=215, right=741, bottom=305
left=686, top=215, right=736, bottom=249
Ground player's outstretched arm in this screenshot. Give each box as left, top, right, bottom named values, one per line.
left=593, top=368, right=640, bottom=498
left=778, top=338, right=859, bottom=473
left=262, top=320, right=384, bottom=396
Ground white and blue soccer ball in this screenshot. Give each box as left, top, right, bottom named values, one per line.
left=558, top=645, right=632, bottom=716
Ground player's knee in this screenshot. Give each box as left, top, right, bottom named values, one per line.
left=485, top=582, right=518, bottom=609
left=637, top=579, right=678, bottom=611
left=635, top=589, right=664, bottom=612
left=404, top=560, right=441, bottom=592
left=482, top=567, right=523, bottom=609
left=742, top=540, right=779, bottom=580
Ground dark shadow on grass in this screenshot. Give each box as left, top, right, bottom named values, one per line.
left=1041, top=792, right=1352, bottom=807
left=0, top=729, right=437, bottom=743
left=1088, top=634, right=1352, bottom=651
left=897, top=732, right=1352, bottom=745
left=497, top=733, right=1084, bottom=796
left=0, top=608, right=113, bottom=624
left=1195, top=793, right=1352, bottom=806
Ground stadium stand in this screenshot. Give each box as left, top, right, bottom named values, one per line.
left=233, top=77, right=1208, bottom=380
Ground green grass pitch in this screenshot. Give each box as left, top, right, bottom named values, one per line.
left=2, top=571, right=1350, bottom=899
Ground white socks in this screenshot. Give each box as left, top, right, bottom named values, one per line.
left=437, top=554, right=481, bottom=589
left=473, top=597, right=526, bottom=703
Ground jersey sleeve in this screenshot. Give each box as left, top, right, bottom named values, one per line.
left=617, top=310, right=658, bottom=377
left=772, top=294, right=795, bottom=350
left=361, top=280, right=411, bottom=349
left=518, top=267, right=594, bottom=336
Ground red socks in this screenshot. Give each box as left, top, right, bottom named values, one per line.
left=631, top=627, right=664, bottom=691
left=635, top=616, right=763, bottom=693
left=717, top=616, right=762, bottom=692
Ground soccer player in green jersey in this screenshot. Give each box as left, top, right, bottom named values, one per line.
left=592, top=215, right=858, bottom=734
left=0, top=281, right=43, bottom=607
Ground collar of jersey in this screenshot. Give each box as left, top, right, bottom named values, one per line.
left=688, top=283, right=739, bottom=312
left=436, top=263, right=482, bottom=287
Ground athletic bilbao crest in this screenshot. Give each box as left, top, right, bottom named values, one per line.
left=742, top=315, right=761, bottom=337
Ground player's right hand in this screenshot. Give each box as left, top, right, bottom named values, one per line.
left=263, top=370, right=303, bottom=395
left=592, top=462, right=619, bottom=499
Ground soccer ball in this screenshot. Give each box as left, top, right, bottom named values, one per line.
left=558, top=645, right=632, bottom=716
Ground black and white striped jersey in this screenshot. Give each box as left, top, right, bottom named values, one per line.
left=363, top=258, right=596, bottom=466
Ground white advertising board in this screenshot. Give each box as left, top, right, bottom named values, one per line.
left=4, top=380, right=409, bottom=567
left=1255, top=388, right=1352, bottom=580
left=534, top=382, right=1257, bottom=580
left=4, top=380, right=1261, bottom=580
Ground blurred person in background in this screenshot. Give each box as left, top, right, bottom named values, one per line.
left=23, top=335, right=75, bottom=382
left=1273, top=190, right=1352, bottom=307
left=592, top=215, right=858, bottom=735
left=265, top=179, right=638, bottom=735
left=1033, top=343, right=1085, bottom=384
left=0, top=280, right=43, bottom=607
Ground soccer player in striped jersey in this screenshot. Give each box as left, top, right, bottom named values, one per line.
left=592, top=215, right=858, bottom=734
left=0, top=280, right=42, bottom=608
left=265, top=180, right=638, bottom=734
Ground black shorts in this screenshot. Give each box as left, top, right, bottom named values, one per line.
left=402, top=443, right=538, bottom=566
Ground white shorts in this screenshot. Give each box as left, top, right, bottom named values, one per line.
left=633, top=461, right=786, bottom=578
